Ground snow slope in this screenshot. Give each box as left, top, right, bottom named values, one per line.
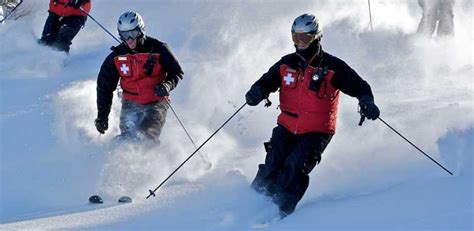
left=1, top=0, right=472, bottom=230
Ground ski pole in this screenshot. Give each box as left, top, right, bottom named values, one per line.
left=376, top=116, right=453, bottom=175
left=368, top=0, right=373, bottom=31
left=164, top=99, right=212, bottom=168
left=79, top=7, right=121, bottom=44
left=146, top=102, right=247, bottom=199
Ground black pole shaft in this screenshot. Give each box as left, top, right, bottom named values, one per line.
left=79, top=8, right=122, bottom=44
left=146, top=103, right=247, bottom=199
left=164, top=99, right=210, bottom=164
left=378, top=117, right=453, bottom=175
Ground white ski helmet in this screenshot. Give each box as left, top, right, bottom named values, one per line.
left=291, top=13, right=322, bottom=37
left=117, top=11, right=146, bottom=40
left=291, top=13, right=322, bottom=49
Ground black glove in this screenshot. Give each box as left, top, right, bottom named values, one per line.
left=94, top=118, right=108, bottom=134
left=68, top=0, right=85, bottom=9
left=245, top=85, right=265, bottom=106
left=155, top=82, right=171, bottom=97
left=358, top=96, right=380, bottom=120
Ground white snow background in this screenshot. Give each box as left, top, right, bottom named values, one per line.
left=0, top=0, right=472, bottom=230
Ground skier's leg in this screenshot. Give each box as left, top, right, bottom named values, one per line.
left=5, top=0, right=19, bottom=8
left=437, top=0, right=455, bottom=36
left=273, top=132, right=332, bottom=216
left=118, top=99, right=142, bottom=141
left=140, top=99, right=168, bottom=142
left=52, top=15, right=86, bottom=53
left=251, top=125, right=296, bottom=196
left=0, top=6, right=5, bottom=21
left=417, top=0, right=438, bottom=36
left=39, top=12, right=61, bottom=45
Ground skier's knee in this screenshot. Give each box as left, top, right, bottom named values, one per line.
left=264, top=141, right=272, bottom=153
left=302, top=154, right=321, bottom=174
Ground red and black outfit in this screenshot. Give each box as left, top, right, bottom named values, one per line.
left=96, top=36, right=183, bottom=141
left=249, top=42, right=375, bottom=216
left=39, top=0, right=91, bottom=52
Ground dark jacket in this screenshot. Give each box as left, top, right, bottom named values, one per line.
left=252, top=43, right=373, bottom=101
left=96, top=36, right=184, bottom=120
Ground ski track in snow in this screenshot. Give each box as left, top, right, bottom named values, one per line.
left=0, top=104, right=41, bottom=119
left=0, top=184, right=201, bottom=229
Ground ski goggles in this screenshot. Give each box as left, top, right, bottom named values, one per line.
left=292, top=32, right=317, bottom=48
left=119, top=29, right=141, bottom=40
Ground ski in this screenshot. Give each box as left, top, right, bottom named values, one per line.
left=118, top=196, right=133, bottom=203
left=88, top=195, right=133, bottom=204
left=88, top=195, right=104, bottom=204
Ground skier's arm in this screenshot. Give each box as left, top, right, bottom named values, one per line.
left=330, top=57, right=374, bottom=100
left=158, top=43, right=184, bottom=91
left=96, top=53, right=120, bottom=120
left=251, top=60, right=282, bottom=96
left=330, top=57, right=380, bottom=120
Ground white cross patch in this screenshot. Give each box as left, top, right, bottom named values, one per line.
left=120, top=64, right=130, bottom=75
left=283, top=73, right=295, bottom=86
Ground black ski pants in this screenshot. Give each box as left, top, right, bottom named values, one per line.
left=251, top=124, right=332, bottom=215
left=39, top=12, right=86, bottom=53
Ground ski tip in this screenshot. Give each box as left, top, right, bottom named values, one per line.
left=118, top=196, right=133, bottom=203
left=89, top=195, right=104, bottom=204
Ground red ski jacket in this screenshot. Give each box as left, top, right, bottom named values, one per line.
left=49, top=0, right=91, bottom=17
left=251, top=46, right=374, bottom=135
left=278, top=64, right=339, bottom=134
left=114, top=53, right=166, bottom=105
left=96, top=37, right=184, bottom=120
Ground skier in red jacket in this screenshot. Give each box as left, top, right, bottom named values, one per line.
left=38, top=0, right=91, bottom=53
left=94, top=11, right=183, bottom=143
left=245, top=13, right=380, bottom=218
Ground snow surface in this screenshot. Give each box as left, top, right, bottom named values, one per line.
left=0, top=0, right=473, bottom=230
